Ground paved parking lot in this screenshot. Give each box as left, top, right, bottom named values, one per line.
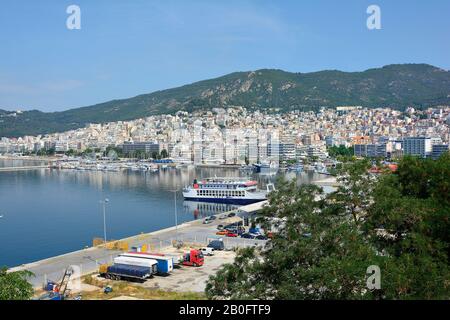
left=140, top=249, right=237, bottom=292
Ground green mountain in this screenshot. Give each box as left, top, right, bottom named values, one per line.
left=1, top=64, right=449, bottom=137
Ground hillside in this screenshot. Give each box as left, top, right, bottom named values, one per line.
left=1, top=64, right=449, bottom=137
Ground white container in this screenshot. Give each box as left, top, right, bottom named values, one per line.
left=114, top=256, right=158, bottom=269
left=121, top=253, right=174, bottom=272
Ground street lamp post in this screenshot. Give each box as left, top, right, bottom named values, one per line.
left=169, top=188, right=179, bottom=240
left=100, top=198, right=109, bottom=244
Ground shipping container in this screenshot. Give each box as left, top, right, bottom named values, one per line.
left=120, top=252, right=174, bottom=275
left=113, top=256, right=158, bottom=274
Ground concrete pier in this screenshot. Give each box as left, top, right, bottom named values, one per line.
left=0, top=165, right=50, bottom=172
left=9, top=209, right=263, bottom=289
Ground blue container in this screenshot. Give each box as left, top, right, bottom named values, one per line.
left=45, top=281, right=57, bottom=291
left=155, top=259, right=170, bottom=275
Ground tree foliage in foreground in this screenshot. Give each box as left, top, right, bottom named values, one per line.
left=206, top=155, right=450, bottom=300
left=0, top=267, right=34, bottom=300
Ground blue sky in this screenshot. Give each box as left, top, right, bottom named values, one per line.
left=0, top=0, right=449, bottom=112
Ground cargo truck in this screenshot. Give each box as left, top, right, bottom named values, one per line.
left=113, top=256, right=158, bottom=273
left=120, top=252, right=174, bottom=275
left=99, top=263, right=154, bottom=282
left=182, top=249, right=204, bottom=267
left=145, top=250, right=203, bottom=267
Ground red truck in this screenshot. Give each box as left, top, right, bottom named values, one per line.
left=145, top=249, right=204, bottom=267
left=182, top=249, right=204, bottom=267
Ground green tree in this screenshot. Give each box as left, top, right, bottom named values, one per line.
left=134, top=150, right=147, bottom=159
left=46, top=148, right=55, bottom=156
left=160, top=149, right=169, bottom=158
left=0, top=268, right=34, bottom=300
left=105, top=146, right=123, bottom=158
left=151, top=151, right=158, bottom=160
left=65, top=149, right=78, bottom=156
left=328, top=145, right=354, bottom=157
left=206, top=158, right=450, bottom=300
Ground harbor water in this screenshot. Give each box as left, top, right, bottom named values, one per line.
left=0, top=159, right=327, bottom=267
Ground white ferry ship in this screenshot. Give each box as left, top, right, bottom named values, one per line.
left=182, top=177, right=274, bottom=205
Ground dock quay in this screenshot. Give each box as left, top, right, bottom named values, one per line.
left=313, top=176, right=341, bottom=187
left=0, top=165, right=50, bottom=172
left=9, top=202, right=268, bottom=289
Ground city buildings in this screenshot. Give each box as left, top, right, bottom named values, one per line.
left=121, top=141, right=160, bottom=155
left=403, top=137, right=432, bottom=158
left=0, top=106, right=449, bottom=163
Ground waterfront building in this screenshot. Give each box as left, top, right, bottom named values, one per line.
left=403, top=137, right=432, bottom=158
left=121, top=141, right=160, bottom=155
left=354, top=143, right=387, bottom=158
left=431, top=144, right=449, bottom=160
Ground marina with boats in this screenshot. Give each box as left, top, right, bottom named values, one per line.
left=0, top=156, right=335, bottom=268
left=45, top=156, right=334, bottom=176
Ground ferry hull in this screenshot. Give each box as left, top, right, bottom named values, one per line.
left=183, top=197, right=266, bottom=205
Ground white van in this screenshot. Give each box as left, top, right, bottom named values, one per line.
left=200, top=247, right=215, bottom=256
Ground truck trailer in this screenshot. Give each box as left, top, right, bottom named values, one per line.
left=120, top=252, right=174, bottom=275
left=113, top=256, right=158, bottom=272
left=99, top=263, right=154, bottom=282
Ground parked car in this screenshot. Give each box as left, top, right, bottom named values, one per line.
left=219, top=214, right=228, bottom=220
left=240, top=233, right=255, bottom=239
left=216, top=230, right=228, bottom=235
left=200, top=247, right=214, bottom=256
left=207, top=240, right=225, bottom=251
left=203, top=218, right=212, bottom=224
left=226, top=232, right=238, bottom=237
left=227, top=212, right=236, bottom=218
left=208, top=215, right=217, bottom=220
left=217, top=224, right=224, bottom=230
left=226, top=226, right=245, bottom=234
left=249, top=227, right=261, bottom=235
left=255, top=234, right=268, bottom=240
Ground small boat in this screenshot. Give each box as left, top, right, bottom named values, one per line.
left=287, top=164, right=304, bottom=172
left=315, top=163, right=330, bottom=175
left=252, top=162, right=279, bottom=175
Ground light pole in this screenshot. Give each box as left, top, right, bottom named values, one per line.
left=100, top=198, right=109, bottom=244
left=169, top=188, right=179, bottom=240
